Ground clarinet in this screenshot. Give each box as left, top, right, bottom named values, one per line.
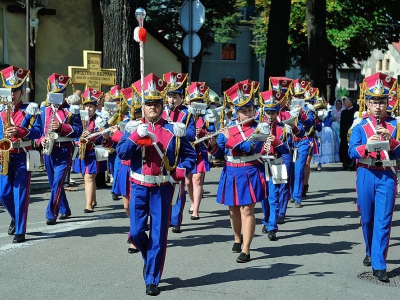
left=375, top=114, right=383, bottom=167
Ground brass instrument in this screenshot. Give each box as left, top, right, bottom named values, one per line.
left=313, top=97, right=327, bottom=111
left=43, top=93, right=64, bottom=156
left=79, top=110, right=89, bottom=160
left=0, top=89, right=13, bottom=175
left=108, top=96, right=128, bottom=126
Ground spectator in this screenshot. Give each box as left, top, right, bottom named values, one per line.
left=332, top=99, right=343, bottom=142
left=339, top=97, right=357, bottom=170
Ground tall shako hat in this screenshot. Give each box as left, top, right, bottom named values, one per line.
left=186, top=81, right=210, bottom=103
left=224, top=80, right=260, bottom=111
left=269, top=76, right=293, bottom=109
left=82, top=87, right=103, bottom=107
left=109, top=85, right=123, bottom=101
left=163, top=72, right=188, bottom=95
left=269, top=77, right=293, bottom=95
left=358, top=72, right=398, bottom=116
left=1, top=65, right=33, bottom=91
left=304, top=87, right=319, bottom=103
left=121, top=86, right=142, bottom=117
left=259, top=90, right=285, bottom=112
left=292, top=79, right=310, bottom=96
left=132, top=73, right=168, bottom=105
left=47, top=73, right=72, bottom=93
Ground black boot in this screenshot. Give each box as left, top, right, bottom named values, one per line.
left=302, top=184, right=309, bottom=197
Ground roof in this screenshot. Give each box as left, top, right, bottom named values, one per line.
left=392, top=41, right=400, bottom=53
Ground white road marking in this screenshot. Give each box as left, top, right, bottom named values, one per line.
left=0, top=213, right=120, bottom=257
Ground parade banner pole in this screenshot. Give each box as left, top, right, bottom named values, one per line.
left=135, top=8, right=146, bottom=122
left=134, top=8, right=152, bottom=147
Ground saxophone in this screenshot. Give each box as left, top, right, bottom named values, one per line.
left=0, top=101, right=13, bottom=175
left=42, top=105, right=60, bottom=156
left=78, top=112, right=89, bottom=160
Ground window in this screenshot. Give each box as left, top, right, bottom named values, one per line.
left=377, top=60, right=383, bottom=71
left=221, top=43, right=237, bottom=61
left=385, top=59, right=390, bottom=71
left=345, top=70, right=360, bottom=90
left=221, top=78, right=235, bottom=95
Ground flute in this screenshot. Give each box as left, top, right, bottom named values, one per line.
left=85, top=125, right=119, bottom=139
left=193, top=116, right=256, bottom=144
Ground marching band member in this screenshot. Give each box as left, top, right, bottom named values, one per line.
left=269, top=77, right=305, bottom=224
left=302, top=87, right=322, bottom=197
left=118, top=73, right=196, bottom=296
left=349, top=73, right=400, bottom=283
left=208, top=80, right=265, bottom=263
left=73, top=87, right=107, bottom=213
left=38, top=73, right=82, bottom=225
left=290, top=79, right=316, bottom=208
left=259, top=90, right=291, bottom=241
left=103, top=86, right=140, bottom=253
left=186, top=81, right=215, bottom=220
left=106, top=85, right=125, bottom=201
left=0, top=66, right=42, bottom=243
left=162, top=71, right=196, bottom=233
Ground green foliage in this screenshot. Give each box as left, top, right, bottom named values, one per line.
left=337, top=86, right=350, bottom=98
left=214, top=0, right=400, bottom=74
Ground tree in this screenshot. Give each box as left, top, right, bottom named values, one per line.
left=98, top=0, right=147, bottom=87
left=306, top=0, right=327, bottom=98
left=147, top=0, right=237, bottom=81
left=263, top=0, right=291, bottom=90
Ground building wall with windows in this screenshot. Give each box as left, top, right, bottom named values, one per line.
left=361, top=42, right=400, bottom=80
left=200, top=25, right=259, bottom=98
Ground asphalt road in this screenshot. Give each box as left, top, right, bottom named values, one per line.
left=1, top=164, right=399, bottom=300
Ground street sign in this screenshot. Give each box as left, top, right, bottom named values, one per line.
left=179, top=0, right=205, bottom=33
left=182, top=33, right=201, bottom=58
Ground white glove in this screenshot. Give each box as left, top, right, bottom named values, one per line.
left=257, top=123, right=270, bottom=135
left=125, top=120, right=141, bottom=134
left=307, top=103, right=316, bottom=114
left=205, top=114, right=216, bottom=123
left=137, top=123, right=149, bottom=137
left=172, top=122, right=187, bottom=137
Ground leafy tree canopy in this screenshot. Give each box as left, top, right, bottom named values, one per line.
left=215, top=0, right=400, bottom=74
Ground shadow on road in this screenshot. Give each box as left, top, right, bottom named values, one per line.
left=161, top=263, right=303, bottom=291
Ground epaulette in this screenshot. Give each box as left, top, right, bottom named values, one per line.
left=69, top=105, right=80, bottom=114
left=25, top=102, right=40, bottom=115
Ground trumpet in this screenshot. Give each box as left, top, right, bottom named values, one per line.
left=193, top=116, right=256, bottom=144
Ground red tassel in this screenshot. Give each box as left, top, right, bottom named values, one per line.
left=137, top=137, right=153, bottom=147
left=139, top=28, right=147, bottom=42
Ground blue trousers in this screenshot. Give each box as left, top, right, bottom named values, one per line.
left=130, top=183, right=173, bottom=286
left=44, top=145, right=73, bottom=220
left=356, top=167, right=396, bottom=271
left=292, top=140, right=310, bottom=202
left=279, top=153, right=293, bottom=218
left=108, top=151, right=120, bottom=194
left=170, top=181, right=186, bottom=227
left=0, top=152, right=31, bottom=234
left=261, top=180, right=280, bottom=232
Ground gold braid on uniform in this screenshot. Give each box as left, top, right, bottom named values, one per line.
left=163, top=136, right=180, bottom=171
left=28, top=116, right=37, bottom=128
left=186, top=113, right=192, bottom=127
